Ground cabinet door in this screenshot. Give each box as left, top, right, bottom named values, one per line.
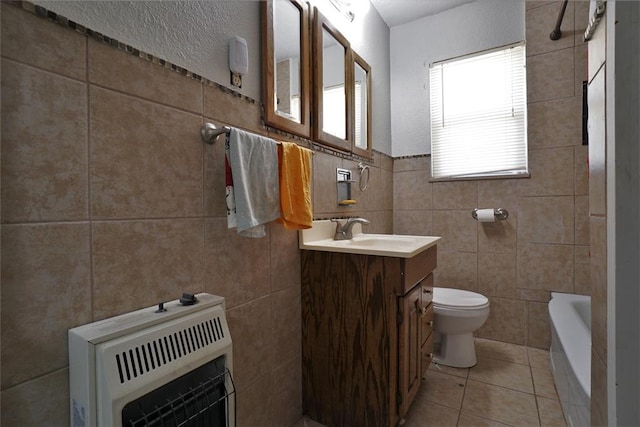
left=398, top=284, right=422, bottom=417
left=421, top=303, right=434, bottom=345
left=421, top=327, right=434, bottom=374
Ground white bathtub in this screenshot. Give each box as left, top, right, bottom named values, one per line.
left=549, top=292, right=591, bottom=427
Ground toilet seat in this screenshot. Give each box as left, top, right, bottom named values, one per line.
left=433, top=287, right=489, bottom=310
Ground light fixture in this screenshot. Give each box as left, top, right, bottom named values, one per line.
left=328, top=0, right=355, bottom=21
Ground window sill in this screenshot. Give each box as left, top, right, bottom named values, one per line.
left=429, top=172, right=530, bottom=183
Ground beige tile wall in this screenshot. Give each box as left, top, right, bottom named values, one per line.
left=587, top=6, right=608, bottom=422
left=0, top=4, right=393, bottom=425
left=393, top=1, right=590, bottom=349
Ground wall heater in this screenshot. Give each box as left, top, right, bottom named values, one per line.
left=69, top=293, right=235, bottom=427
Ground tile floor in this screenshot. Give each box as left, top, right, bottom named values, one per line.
left=293, top=338, right=566, bottom=427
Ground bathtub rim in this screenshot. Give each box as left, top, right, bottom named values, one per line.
left=548, top=292, right=591, bottom=399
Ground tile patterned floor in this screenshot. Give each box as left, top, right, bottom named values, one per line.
left=294, top=338, right=566, bottom=427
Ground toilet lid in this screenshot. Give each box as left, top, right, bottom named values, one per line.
left=433, top=287, right=489, bottom=309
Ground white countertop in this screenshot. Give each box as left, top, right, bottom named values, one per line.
left=299, top=220, right=441, bottom=258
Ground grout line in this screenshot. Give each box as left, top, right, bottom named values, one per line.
left=86, top=29, right=95, bottom=322
left=0, top=54, right=86, bottom=84
left=2, top=216, right=216, bottom=227
left=88, top=81, right=204, bottom=117
left=201, top=80, right=210, bottom=296
left=531, top=361, right=544, bottom=426
left=201, top=82, right=207, bottom=248
left=466, top=377, right=537, bottom=397
left=456, top=367, right=470, bottom=426
left=2, top=366, right=70, bottom=391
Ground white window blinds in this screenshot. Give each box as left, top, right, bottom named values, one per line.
left=430, top=43, right=528, bottom=179
left=355, top=82, right=362, bottom=147
left=323, top=85, right=346, bottom=139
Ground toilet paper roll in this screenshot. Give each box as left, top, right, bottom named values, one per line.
left=476, top=208, right=495, bottom=222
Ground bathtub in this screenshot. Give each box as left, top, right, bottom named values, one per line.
left=548, top=292, right=591, bottom=427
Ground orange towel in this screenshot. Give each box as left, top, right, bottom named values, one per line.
left=277, top=141, right=313, bottom=230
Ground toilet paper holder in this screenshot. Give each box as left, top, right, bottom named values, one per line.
left=471, top=208, right=509, bottom=221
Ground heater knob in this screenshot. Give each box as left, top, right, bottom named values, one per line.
left=179, top=293, right=198, bottom=306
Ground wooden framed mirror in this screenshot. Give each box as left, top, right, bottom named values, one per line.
left=262, top=0, right=311, bottom=138
left=352, top=51, right=371, bottom=158
left=312, top=8, right=353, bottom=152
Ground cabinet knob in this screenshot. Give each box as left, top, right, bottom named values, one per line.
left=423, top=288, right=432, bottom=294
left=414, top=300, right=428, bottom=316
left=428, top=320, right=434, bottom=327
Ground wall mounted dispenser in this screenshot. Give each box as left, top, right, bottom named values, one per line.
left=337, top=168, right=356, bottom=206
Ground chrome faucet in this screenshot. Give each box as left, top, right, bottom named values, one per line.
left=331, top=217, right=370, bottom=240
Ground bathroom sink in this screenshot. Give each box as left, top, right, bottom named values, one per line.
left=299, top=220, right=441, bottom=258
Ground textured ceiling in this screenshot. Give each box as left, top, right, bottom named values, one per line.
left=370, top=0, right=476, bottom=27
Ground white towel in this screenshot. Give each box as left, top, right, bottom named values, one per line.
left=227, top=128, right=280, bottom=238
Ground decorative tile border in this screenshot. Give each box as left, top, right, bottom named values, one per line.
left=8, top=0, right=392, bottom=164
left=394, top=153, right=431, bottom=160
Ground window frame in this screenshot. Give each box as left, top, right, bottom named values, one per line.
left=429, top=42, right=529, bottom=182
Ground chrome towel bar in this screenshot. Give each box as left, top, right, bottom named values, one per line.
left=200, top=123, right=231, bottom=145
left=200, top=123, right=315, bottom=156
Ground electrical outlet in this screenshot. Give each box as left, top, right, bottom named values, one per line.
left=230, top=72, right=242, bottom=88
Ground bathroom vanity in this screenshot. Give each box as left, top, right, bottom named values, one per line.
left=300, top=223, right=439, bottom=427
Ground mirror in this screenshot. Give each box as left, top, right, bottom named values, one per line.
left=352, top=52, right=371, bottom=157
left=321, top=28, right=346, bottom=140
left=262, top=4, right=372, bottom=158
left=313, top=9, right=352, bottom=152
left=262, top=0, right=310, bottom=138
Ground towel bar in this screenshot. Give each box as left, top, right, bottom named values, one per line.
left=200, top=123, right=231, bottom=145
left=201, top=123, right=315, bottom=156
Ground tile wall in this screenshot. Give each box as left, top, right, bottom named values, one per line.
left=393, top=1, right=590, bottom=349
left=0, top=4, right=393, bottom=425
left=586, top=4, right=608, bottom=424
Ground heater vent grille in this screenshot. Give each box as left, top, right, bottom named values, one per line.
left=114, top=316, right=226, bottom=384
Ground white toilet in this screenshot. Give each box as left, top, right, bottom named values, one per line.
left=432, top=287, right=490, bottom=368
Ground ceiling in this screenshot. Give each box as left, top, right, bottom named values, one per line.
left=369, top=0, right=476, bottom=27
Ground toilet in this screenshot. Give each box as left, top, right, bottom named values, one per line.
left=432, top=287, right=490, bottom=368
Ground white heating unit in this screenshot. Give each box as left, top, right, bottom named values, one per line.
left=69, top=293, right=235, bottom=427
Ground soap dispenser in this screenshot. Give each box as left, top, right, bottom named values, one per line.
left=336, top=168, right=357, bottom=206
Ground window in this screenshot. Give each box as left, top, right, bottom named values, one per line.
left=354, top=81, right=363, bottom=148
left=323, top=84, right=346, bottom=139
left=429, top=43, right=528, bottom=180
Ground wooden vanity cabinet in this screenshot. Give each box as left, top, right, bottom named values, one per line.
left=398, top=272, right=434, bottom=416
left=421, top=277, right=435, bottom=375
left=301, top=245, right=436, bottom=427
